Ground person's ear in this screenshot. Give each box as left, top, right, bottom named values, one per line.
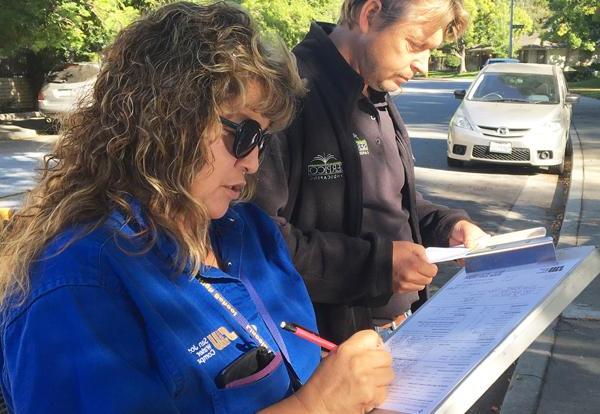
left=357, top=0, right=382, bottom=34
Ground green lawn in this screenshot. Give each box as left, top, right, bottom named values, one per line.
left=568, top=78, right=600, bottom=100
left=417, top=71, right=478, bottom=79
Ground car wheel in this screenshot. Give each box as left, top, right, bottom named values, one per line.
left=43, top=118, right=60, bottom=134
left=447, top=157, right=463, bottom=168
left=550, top=158, right=565, bottom=175
left=565, top=136, right=573, bottom=156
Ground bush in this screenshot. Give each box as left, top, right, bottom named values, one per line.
left=445, top=55, right=461, bottom=69
left=564, top=69, right=595, bottom=82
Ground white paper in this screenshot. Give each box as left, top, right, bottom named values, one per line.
left=379, top=254, right=581, bottom=413
left=425, top=227, right=547, bottom=264
left=425, top=247, right=470, bottom=263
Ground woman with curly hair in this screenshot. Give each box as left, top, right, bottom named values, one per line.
left=0, top=2, right=393, bottom=413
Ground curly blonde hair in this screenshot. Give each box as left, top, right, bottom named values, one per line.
left=0, top=1, right=305, bottom=306
left=339, top=0, right=468, bottom=41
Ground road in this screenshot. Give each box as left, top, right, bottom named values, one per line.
left=0, top=136, right=55, bottom=209
left=393, top=79, right=569, bottom=413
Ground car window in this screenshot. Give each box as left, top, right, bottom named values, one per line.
left=47, top=64, right=99, bottom=84
left=486, top=58, right=520, bottom=65
left=470, top=72, right=559, bottom=104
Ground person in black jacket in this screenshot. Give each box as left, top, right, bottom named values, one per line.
left=254, top=0, right=488, bottom=343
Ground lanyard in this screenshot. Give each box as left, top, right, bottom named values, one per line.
left=199, top=280, right=273, bottom=352
left=237, top=270, right=291, bottom=364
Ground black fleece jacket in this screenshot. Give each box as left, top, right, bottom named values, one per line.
left=254, top=22, right=470, bottom=343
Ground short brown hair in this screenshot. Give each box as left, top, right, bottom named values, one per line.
left=338, top=0, right=468, bottom=41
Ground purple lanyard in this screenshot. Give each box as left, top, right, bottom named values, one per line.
left=199, top=280, right=273, bottom=352
left=199, top=278, right=290, bottom=363
left=237, top=272, right=291, bottom=364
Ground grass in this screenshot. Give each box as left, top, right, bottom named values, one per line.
left=416, top=71, right=479, bottom=79
left=568, top=78, right=600, bottom=100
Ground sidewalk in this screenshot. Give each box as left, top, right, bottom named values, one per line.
left=501, top=96, right=600, bottom=413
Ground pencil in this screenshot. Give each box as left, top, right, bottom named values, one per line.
left=280, top=321, right=338, bottom=351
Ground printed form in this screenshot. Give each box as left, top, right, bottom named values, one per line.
left=379, top=252, right=584, bottom=414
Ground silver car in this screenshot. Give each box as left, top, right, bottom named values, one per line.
left=447, top=63, right=579, bottom=174
left=37, top=62, right=99, bottom=121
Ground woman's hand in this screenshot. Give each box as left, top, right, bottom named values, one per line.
left=295, top=330, right=394, bottom=413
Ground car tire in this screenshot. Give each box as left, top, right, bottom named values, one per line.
left=565, top=136, right=573, bottom=156
left=447, top=157, right=463, bottom=168
left=550, top=158, right=565, bottom=175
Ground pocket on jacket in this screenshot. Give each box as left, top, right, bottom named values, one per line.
left=210, top=352, right=292, bottom=413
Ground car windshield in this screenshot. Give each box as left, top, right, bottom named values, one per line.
left=488, top=59, right=519, bottom=64
left=47, top=64, right=99, bottom=84
left=470, top=72, right=559, bottom=104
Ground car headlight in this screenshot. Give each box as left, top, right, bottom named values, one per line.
left=540, top=120, right=562, bottom=133
left=452, top=112, right=474, bottom=130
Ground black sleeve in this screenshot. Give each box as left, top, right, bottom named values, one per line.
left=254, top=128, right=393, bottom=307
left=414, top=190, right=471, bottom=247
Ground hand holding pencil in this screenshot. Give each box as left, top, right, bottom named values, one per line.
left=292, top=330, right=394, bottom=413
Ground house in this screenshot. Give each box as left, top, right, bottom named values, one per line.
left=518, top=34, right=599, bottom=70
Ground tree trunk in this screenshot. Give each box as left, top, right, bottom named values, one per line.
left=459, top=45, right=467, bottom=73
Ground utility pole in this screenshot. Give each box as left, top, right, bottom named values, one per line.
left=508, top=0, right=515, bottom=58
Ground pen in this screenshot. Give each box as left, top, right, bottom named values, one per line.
left=280, top=321, right=338, bottom=351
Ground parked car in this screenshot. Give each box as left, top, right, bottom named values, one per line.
left=480, top=57, right=520, bottom=69
left=447, top=63, right=579, bottom=174
left=37, top=62, right=99, bottom=121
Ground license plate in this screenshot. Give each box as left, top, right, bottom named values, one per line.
left=55, top=89, right=72, bottom=98
left=489, top=141, right=512, bottom=154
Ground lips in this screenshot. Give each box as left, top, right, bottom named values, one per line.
left=223, top=183, right=245, bottom=198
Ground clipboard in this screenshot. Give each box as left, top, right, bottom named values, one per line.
left=375, top=245, right=600, bottom=414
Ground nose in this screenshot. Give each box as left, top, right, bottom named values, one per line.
left=236, top=146, right=260, bottom=175
left=411, top=50, right=430, bottom=76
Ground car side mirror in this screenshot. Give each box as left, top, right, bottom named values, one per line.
left=453, top=89, right=466, bottom=100
left=565, top=94, right=580, bottom=104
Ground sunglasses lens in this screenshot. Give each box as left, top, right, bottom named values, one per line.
left=235, top=120, right=264, bottom=159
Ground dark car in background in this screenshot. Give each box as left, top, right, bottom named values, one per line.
left=481, top=58, right=520, bottom=69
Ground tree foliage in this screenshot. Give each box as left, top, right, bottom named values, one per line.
left=236, top=0, right=341, bottom=48
left=445, top=0, right=533, bottom=72
left=543, top=0, right=600, bottom=51
left=0, top=0, right=139, bottom=60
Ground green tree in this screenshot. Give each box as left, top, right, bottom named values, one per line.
left=237, top=0, right=341, bottom=48
left=543, top=0, right=600, bottom=52
left=446, top=0, right=533, bottom=72
left=0, top=0, right=139, bottom=92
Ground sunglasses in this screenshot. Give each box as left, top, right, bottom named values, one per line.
left=220, top=117, right=269, bottom=159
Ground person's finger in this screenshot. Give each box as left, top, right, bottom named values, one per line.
left=416, top=261, right=438, bottom=278
left=368, top=365, right=395, bottom=386
left=372, top=384, right=390, bottom=406
left=464, top=233, right=490, bottom=249
left=355, top=349, right=393, bottom=370
left=402, top=269, right=434, bottom=284
left=344, top=330, right=384, bottom=352
left=395, top=283, right=426, bottom=293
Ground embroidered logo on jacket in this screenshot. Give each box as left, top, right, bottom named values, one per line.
left=353, top=133, right=369, bottom=156
left=208, top=327, right=239, bottom=350
left=187, top=327, right=239, bottom=365
left=307, top=153, right=344, bottom=181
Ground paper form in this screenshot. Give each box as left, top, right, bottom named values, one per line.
left=379, top=255, right=581, bottom=414
left=425, top=227, right=546, bottom=264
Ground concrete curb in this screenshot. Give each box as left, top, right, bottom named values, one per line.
left=0, top=111, right=42, bottom=121
left=500, top=120, right=584, bottom=413
left=0, top=125, right=38, bottom=140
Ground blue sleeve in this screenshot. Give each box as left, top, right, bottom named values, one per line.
left=2, top=285, right=179, bottom=414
